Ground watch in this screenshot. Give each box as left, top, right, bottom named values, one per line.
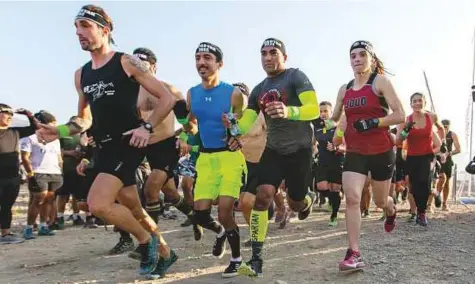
left=141, top=122, right=154, bottom=133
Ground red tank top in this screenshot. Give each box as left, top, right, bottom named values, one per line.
left=343, top=73, right=393, bottom=155
left=406, top=113, right=433, bottom=156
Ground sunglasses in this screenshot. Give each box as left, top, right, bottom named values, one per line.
left=0, top=109, right=13, bottom=116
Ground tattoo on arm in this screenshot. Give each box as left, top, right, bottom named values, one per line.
left=66, top=117, right=91, bottom=134
left=126, top=54, right=149, bottom=73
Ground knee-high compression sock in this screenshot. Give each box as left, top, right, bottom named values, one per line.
left=330, top=192, right=341, bottom=219
left=226, top=226, right=241, bottom=260
left=172, top=196, right=193, bottom=218
left=193, top=209, right=223, bottom=234
left=250, top=209, right=268, bottom=260
left=145, top=201, right=161, bottom=224
left=118, top=228, right=133, bottom=242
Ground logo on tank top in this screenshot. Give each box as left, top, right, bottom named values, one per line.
left=258, top=88, right=283, bottom=110
left=83, top=81, right=116, bottom=102
left=345, top=96, right=367, bottom=109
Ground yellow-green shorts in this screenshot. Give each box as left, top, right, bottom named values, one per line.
left=194, top=150, right=247, bottom=201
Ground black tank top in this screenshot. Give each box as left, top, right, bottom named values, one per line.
left=80, top=52, right=141, bottom=141
left=446, top=131, right=453, bottom=152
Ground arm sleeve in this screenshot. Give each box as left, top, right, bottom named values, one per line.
left=287, top=69, right=320, bottom=121
left=237, top=86, right=260, bottom=134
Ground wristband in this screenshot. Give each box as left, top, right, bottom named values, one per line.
left=191, top=145, right=200, bottom=153
left=27, top=172, right=34, bottom=177
left=81, top=158, right=90, bottom=165
left=56, top=125, right=70, bottom=138
left=177, top=117, right=189, bottom=125
left=287, top=106, right=300, bottom=120
left=336, top=129, right=344, bottom=138
left=178, top=132, right=189, bottom=142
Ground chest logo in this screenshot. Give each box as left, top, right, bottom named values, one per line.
left=258, top=88, right=282, bottom=110
left=83, top=81, right=115, bottom=102
left=345, top=96, right=367, bottom=109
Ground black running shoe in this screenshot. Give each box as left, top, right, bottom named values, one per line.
left=298, top=191, right=316, bottom=220
left=238, top=258, right=263, bottom=278
left=193, top=224, right=203, bottom=241
left=212, top=232, right=227, bottom=258
left=222, top=260, right=242, bottom=278
left=109, top=237, right=135, bottom=255
left=73, top=216, right=85, bottom=226
left=180, top=217, right=193, bottom=227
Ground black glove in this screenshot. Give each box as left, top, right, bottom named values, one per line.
left=353, top=118, right=379, bottom=132
left=312, top=117, right=325, bottom=130
left=27, top=175, right=41, bottom=192
left=440, top=142, right=447, bottom=154
left=466, top=157, right=475, bottom=175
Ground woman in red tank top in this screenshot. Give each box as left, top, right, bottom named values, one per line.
left=396, top=93, right=442, bottom=227
left=327, top=40, right=405, bottom=272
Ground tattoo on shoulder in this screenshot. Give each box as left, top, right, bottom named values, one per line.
left=126, top=54, right=149, bottom=73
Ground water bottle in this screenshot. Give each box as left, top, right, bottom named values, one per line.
left=226, top=113, right=241, bottom=137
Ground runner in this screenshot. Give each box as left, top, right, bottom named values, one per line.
left=179, top=42, right=246, bottom=278
left=435, top=119, right=461, bottom=211
left=396, top=92, right=442, bottom=226
left=133, top=47, right=194, bottom=231
left=328, top=41, right=405, bottom=271
left=313, top=101, right=345, bottom=226
left=21, top=111, right=63, bottom=239
left=0, top=104, right=37, bottom=244
left=36, top=5, right=177, bottom=276
left=236, top=38, right=319, bottom=278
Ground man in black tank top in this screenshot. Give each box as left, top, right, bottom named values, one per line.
left=36, top=5, right=177, bottom=278
left=435, top=119, right=461, bottom=210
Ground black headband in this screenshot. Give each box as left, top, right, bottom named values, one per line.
left=195, top=42, right=223, bottom=62
left=261, top=38, right=286, bottom=55
left=350, top=40, right=374, bottom=55
left=75, top=8, right=115, bottom=44
left=0, top=107, right=13, bottom=115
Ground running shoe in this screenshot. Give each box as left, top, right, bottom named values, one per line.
left=339, top=248, right=365, bottom=272
left=109, top=237, right=135, bottom=255
left=328, top=217, right=338, bottom=227
left=23, top=227, right=35, bottom=240
left=222, top=260, right=242, bottom=278
left=138, top=235, right=158, bottom=275
left=148, top=250, right=178, bottom=280
left=298, top=191, right=316, bottom=220
left=238, top=258, right=263, bottom=278
left=0, top=233, right=25, bottom=245
left=384, top=207, right=396, bottom=232
left=212, top=232, right=227, bottom=258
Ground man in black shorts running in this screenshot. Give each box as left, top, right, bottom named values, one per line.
left=234, top=38, right=319, bottom=278
left=37, top=5, right=176, bottom=276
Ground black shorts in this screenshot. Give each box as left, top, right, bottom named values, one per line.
left=315, top=163, right=343, bottom=185
left=56, top=170, right=82, bottom=197
left=96, top=136, right=146, bottom=187
left=29, top=173, right=63, bottom=193
left=442, top=157, right=454, bottom=178
left=241, top=161, right=259, bottom=195
left=343, top=150, right=395, bottom=181
left=257, top=147, right=312, bottom=202
left=146, top=136, right=179, bottom=178
left=75, top=168, right=99, bottom=202
left=395, top=157, right=406, bottom=182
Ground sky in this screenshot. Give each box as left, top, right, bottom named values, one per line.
left=1, top=0, right=475, bottom=165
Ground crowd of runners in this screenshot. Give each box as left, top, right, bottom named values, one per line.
left=0, top=4, right=465, bottom=280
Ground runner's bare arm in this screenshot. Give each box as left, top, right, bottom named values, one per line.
left=142, top=81, right=185, bottom=127
left=395, top=118, right=408, bottom=146
left=62, top=68, right=93, bottom=136
left=330, top=84, right=347, bottom=122
left=374, top=75, right=405, bottom=127
left=181, top=90, right=198, bottom=135
left=122, top=54, right=174, bottom=121
left=231, top=87, right=246, bottom=119
left=432, top=129, right=442, bottom=154
left=451, top=132, right=461, bottom=155
left=430, top=113, right=446, bottom=142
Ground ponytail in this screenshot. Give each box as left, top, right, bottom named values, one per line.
left=372, top=54, right=393, bottom=75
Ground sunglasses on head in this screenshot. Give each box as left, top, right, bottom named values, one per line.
left=0, top=108, right=13, bottom=116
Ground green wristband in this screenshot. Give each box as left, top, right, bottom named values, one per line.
left=56, top=125, right=70, bottom=138
left=177, top=117, right=189, bottom=125
left=191, top=145, right=200, bottom=153
left=287, top=106, right=300, bottom=120
left=178, top=132, right=188, bottom=142
left=336, top=129, right=344, bottom=138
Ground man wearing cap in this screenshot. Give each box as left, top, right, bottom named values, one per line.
left=178, top=42, right=247, bottom=278
left=36, top=4, right=176, bottom=276
left=133, top=47, right=195, bottom=233
left=0, top=104, right=37, bottom=244
left=233, top=38, right=319, bottom=278
left=435, top=119, right=461, bottom=210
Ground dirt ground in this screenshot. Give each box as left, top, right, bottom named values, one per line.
left=2, top=187, right=475, bottom=284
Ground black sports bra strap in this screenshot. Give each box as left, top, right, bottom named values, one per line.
left=367, top=71, right=378, bottom=85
